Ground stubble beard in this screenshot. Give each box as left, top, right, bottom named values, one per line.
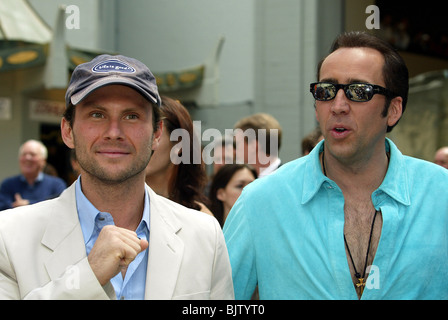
left=74, top=135, right=154, bottom=186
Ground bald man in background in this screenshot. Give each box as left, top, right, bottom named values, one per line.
left=0, top=139, right=66, bottom=211
left=434, top=146, right=448, bottom=169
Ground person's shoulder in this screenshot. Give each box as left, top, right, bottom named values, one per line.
left=245, top=156, right=308, bottom=193
left=0, top=197, right=58, bottom=239
left=195, top=201, right=214, bottom=216
left=388, top=139, right=447, bottom=178
left=273, top=156, right=308, bottom=176
left=0, top=175, right=21, bottom=186
left=0, top=194, right=61, bottom=217
left=151, top=191, right=219, bottom=228
left=403, top=155, right=448, bottom=182
left=151, top=193, right=224, bottom=250
left=0, top=187, right=75, bottom=245
left=42, top=174, right=67, bottom=186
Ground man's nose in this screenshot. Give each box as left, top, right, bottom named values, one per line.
left=330, top=89, right=350, bottom=114
left=104, top=120, right=124, bottom=140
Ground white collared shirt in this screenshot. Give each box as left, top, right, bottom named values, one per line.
left=258, top=157, right=281, bottom=178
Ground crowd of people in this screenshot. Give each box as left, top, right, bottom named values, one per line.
left=0, top=103, right=287, bottom=220
left=0, top=31, right=447, bottom=300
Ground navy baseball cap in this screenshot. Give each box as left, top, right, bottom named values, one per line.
left=65, top=54, right=161, bottom=107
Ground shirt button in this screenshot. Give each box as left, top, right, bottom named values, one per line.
left=120, top=296, right=125, bottom=300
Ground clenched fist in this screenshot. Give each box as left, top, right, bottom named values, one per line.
left=88, top=225, right=149, bottom=286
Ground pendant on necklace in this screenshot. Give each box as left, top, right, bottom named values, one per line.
left=356, top=277, right=366, bottom=295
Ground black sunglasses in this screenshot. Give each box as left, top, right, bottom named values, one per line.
left=310, top=82, right=396, bottom=102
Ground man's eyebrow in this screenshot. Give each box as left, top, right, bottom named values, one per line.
left=77, top=99, right=105, bottom=109
left=80, top=103, right=148, bottom=116
left=347, top=78, right=370, bottom=84
left=319, top=78, right=338, bottom=83
left=82, top=103, right=106, bottom=110
left=318, top=78, right=371, bottom=84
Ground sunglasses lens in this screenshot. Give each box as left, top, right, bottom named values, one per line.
left=347, top=84, right=373, bottom=102
left=313, top=83, right=336, bottom=101
left=311, top=83, right=380, bottom=102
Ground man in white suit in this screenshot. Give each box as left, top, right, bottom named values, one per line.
left=0, top=54, right=234, bottom=300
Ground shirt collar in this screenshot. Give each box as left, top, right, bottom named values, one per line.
left=377, top=138, right=410, bottom=206
left=75, top=177, right=150, bottom=245
left=301, top=140, right=328, bottom=204
left=301, top=138, right=410, bottom=206
left=259, top=158, right=282, bottom=177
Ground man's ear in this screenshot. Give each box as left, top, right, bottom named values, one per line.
left=387, top=96, right=403, bottom=128
left=152, top=120, right=163, bottom=151
left=61, top=118, right=75, bottom=149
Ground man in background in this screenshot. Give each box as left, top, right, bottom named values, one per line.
left=0, top=139, right=66, bottom=211
left=434, top=146, right=448, bottom=169
left=233, top=113, right=282, bottom=178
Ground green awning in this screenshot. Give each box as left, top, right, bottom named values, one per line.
left=67, top=47, right=205, bottom=92
left=0, top=0, right=205, bottom=92
left=0, top=41, right=47, bottom=72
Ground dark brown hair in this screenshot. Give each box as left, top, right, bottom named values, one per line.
left=208, top=163, right=257, bottom=227
left=316, top=31, right=409, bottom=132
left=160, top=96, right=209, bottom=211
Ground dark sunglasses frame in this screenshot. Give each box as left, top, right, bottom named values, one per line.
left=310, top=82, right=396, bottom=102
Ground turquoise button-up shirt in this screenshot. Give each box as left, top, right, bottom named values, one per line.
left=223, top=139, right=448, bottom=299
left=75, top=178, right=149, bottom=300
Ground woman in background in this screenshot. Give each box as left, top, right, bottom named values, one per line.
left=146, top=96, right=212, bottom=215
left=208, top=163, right=257, bottom=226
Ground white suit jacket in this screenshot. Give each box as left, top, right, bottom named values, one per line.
left=0, top=183, right=234, bottom=300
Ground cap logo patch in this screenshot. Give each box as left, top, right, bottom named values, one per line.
left=92, top=59, right=136, bottom=74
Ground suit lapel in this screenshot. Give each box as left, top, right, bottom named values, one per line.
left=41, top=184, right=87, bottom=281
left=40, top=184, right=185, bottom=298
left=144, top=187, right=184, bottom=300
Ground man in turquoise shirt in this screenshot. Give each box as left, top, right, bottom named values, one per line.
left=223, top=31, right=448, bottom=299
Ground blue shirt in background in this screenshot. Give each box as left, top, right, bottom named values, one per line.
left=0, top=172, right=66, bottom=211
left=75, top=178, right=150, bottom=300
left=223, top=138, right=448, bottom=299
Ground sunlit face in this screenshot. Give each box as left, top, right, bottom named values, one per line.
left=61, top=85, right=161, bottom=184
left=19, top=141, right=46, bottom=179
left=315, top=47, right=402, bottom=164
left=217, top=167, right=256, bottom=220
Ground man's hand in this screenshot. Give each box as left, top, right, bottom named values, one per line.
left=12, top=193, right=30, bottom=208
left=87, top=225, right=149, bottom=286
